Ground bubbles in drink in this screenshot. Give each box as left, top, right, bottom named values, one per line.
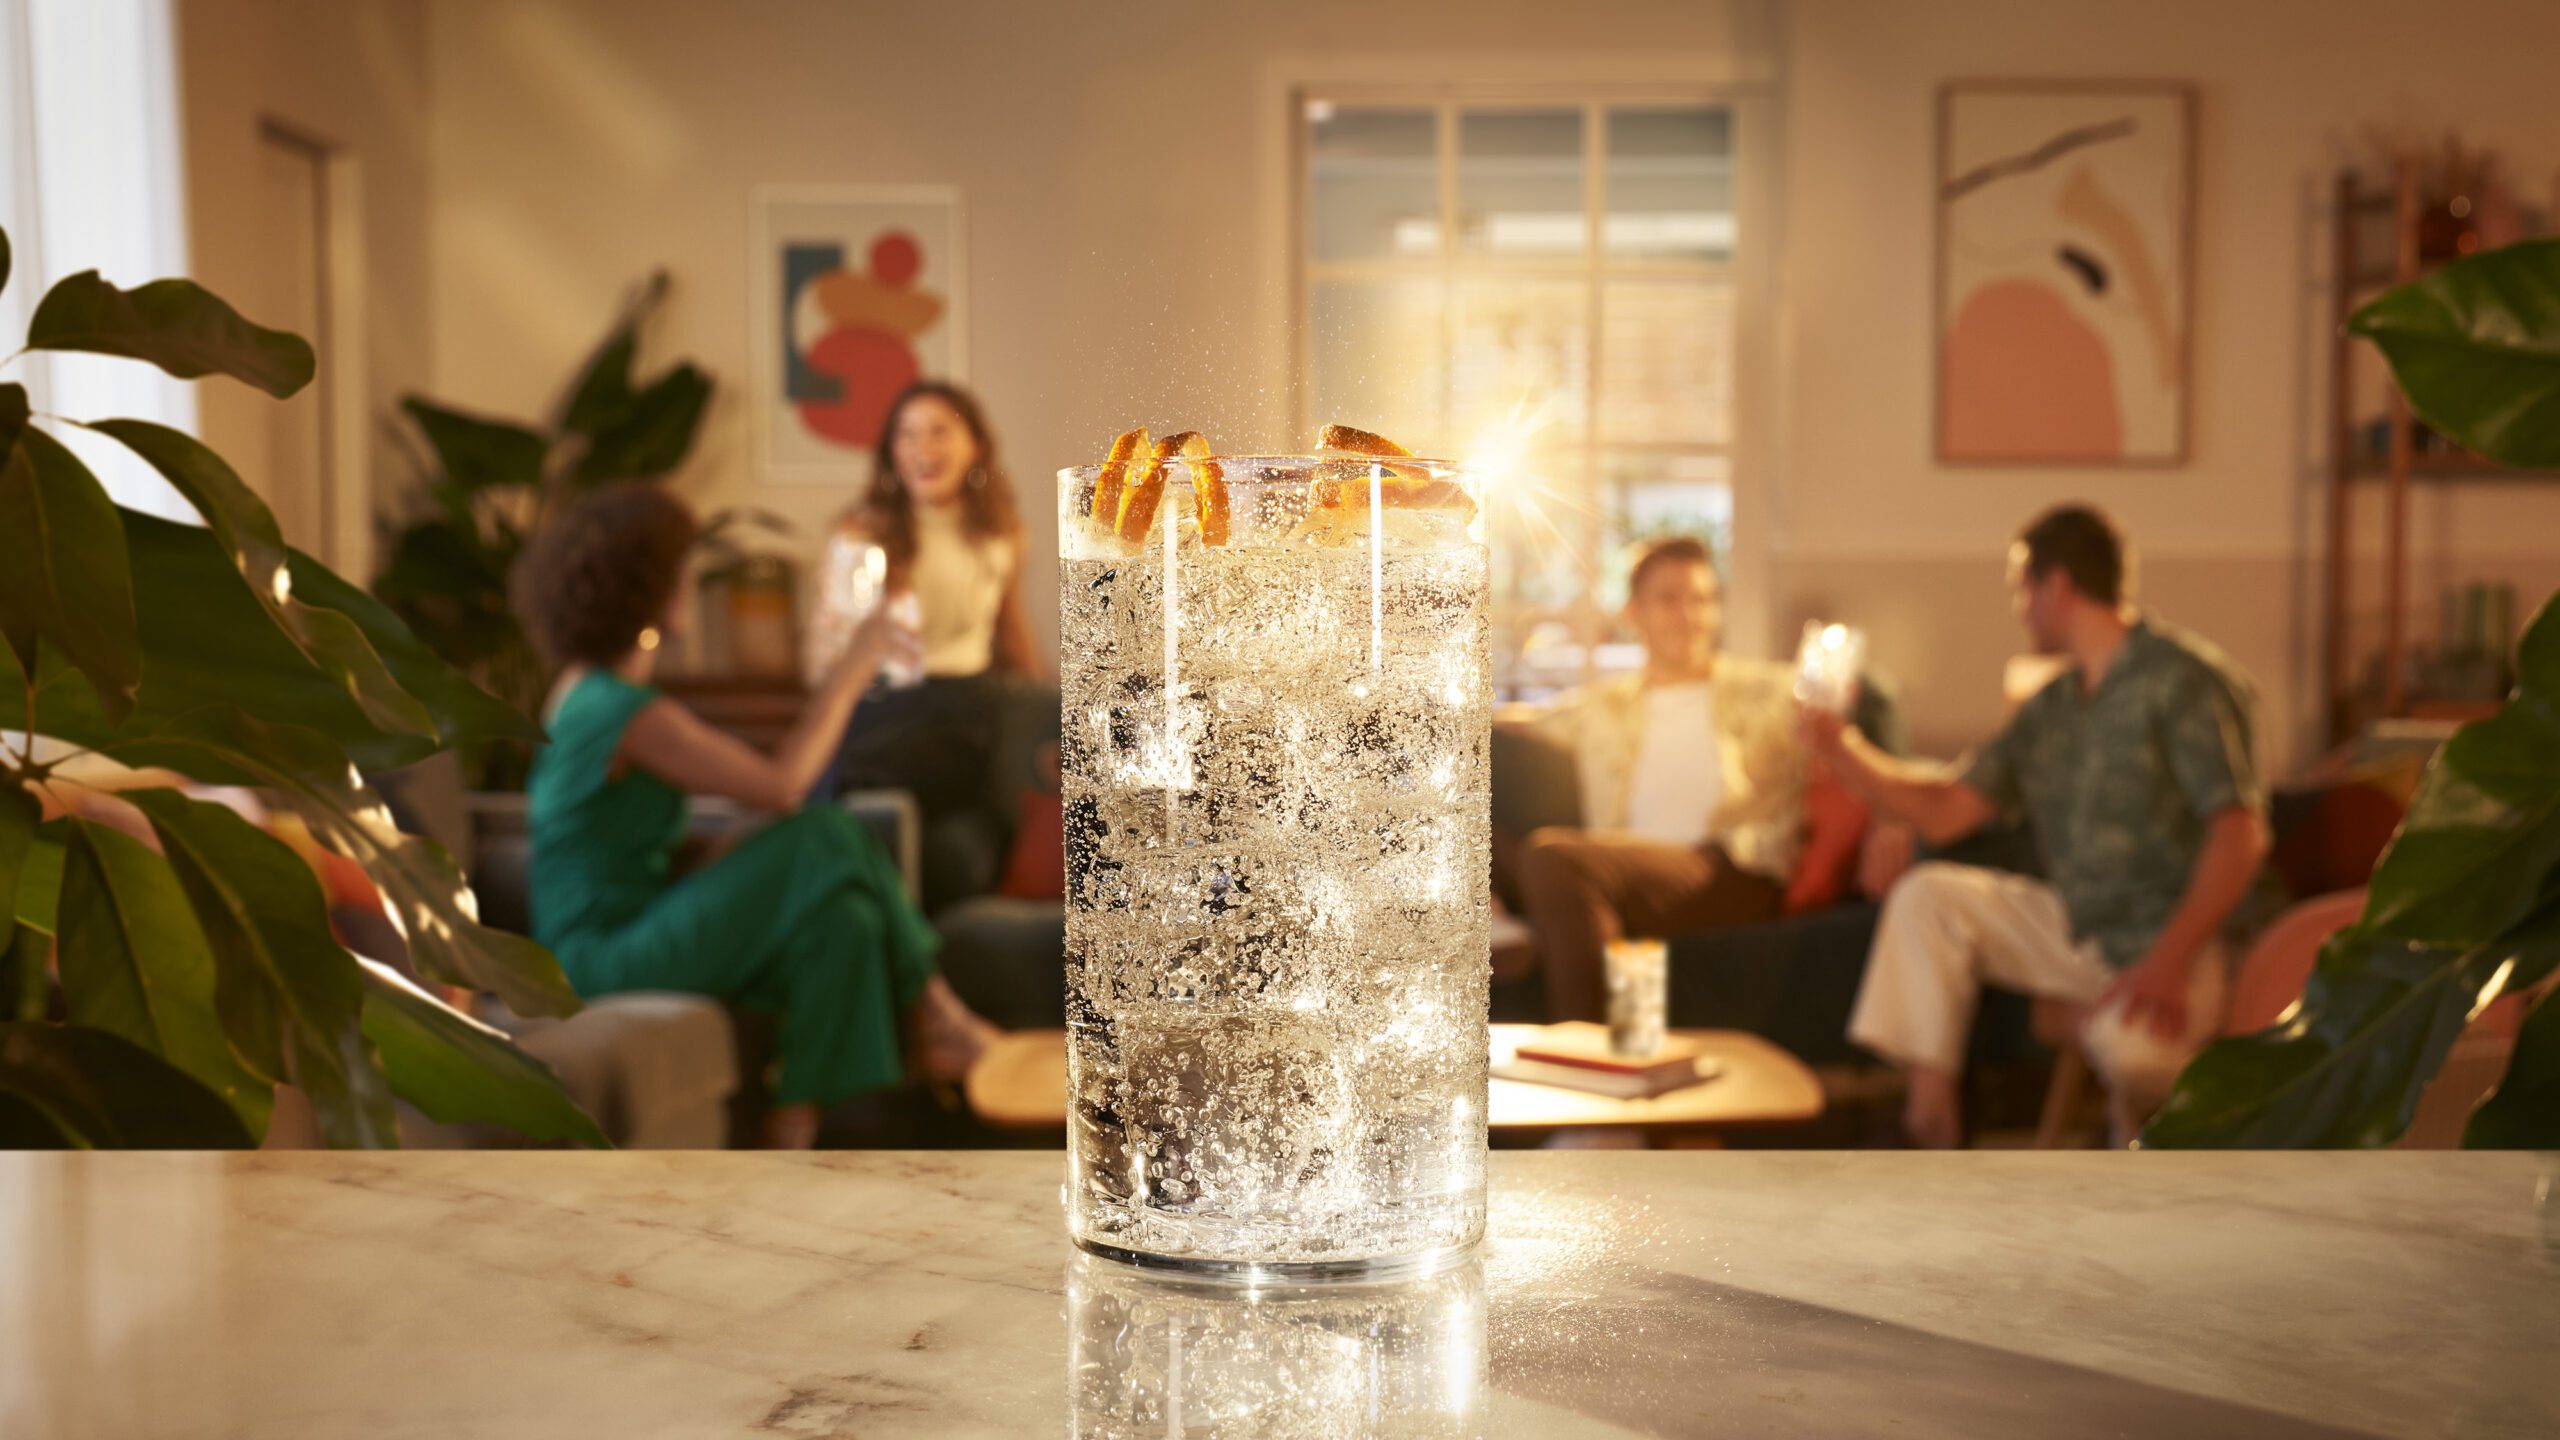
left=1062, top=455, right=1490, bottom=1269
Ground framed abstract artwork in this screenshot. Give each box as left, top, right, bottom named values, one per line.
left=1935, top=81, right=2194, bottom=465
left=749, top=184, right=968, bottom=486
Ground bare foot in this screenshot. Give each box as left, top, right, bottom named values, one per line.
left=762, top=1102, right=821, bottom=1150
left=912, top=977, right=1001, bottom=1085
left=1903, top=1067, right=1963, bottom=1149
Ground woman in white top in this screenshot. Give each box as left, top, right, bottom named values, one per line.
left=808, top=381, right=1041, bottom=911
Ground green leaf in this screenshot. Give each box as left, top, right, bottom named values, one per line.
left=2463, top=985, right=2560, bottom=1147
left=27, top=271, right=315, bottom=399
left=278, top=530, right=543, bottom=753
left=4, top=923, right=44, bottom=1023
left=4, top=509, right=539, bottom=771
left=2144, top=593, right=2560, bottom=1148
left=55, top=820, right=274, bottom=1137
left=89, top=419, right=438, bottom=741
left=114, top=707, right=582, bottom=1019
left=559, top=270, right=667, bottom=435
left=573, top=364, right=710, bottom=484
left=1, top=224, right=12, bottom=298
left=1, top=381, right=26, bottom=455
left=372, top=515, right=524, bottom=673
left=2346, top=238, right=2560, bottom=468
left=2360, top=592, right=2560, bottom=944
left=561, top=325, right=638, bottom=435
left=1, top=792, right=45, bottom=1020
left=0, top=1021, right=256, bottom=1148
left=123, top=788, right=396, bottom=1147
left=2143, top=908, right=2560, bottom=1149
left=402, top=398, right=547, bottom=495
left=0, top=786, right=35, bottom=939
left=0, top=427, right=141, bottom=722
left=360, top=958, right=606, bottom=1147
left=12, top=833, right=62, bottom=936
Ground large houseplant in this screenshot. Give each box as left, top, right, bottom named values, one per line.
left=373, top=271, right=711, bottom=772
left=1, top=223, right=603, bottom=1148
left=2146, top=237, right=2560, bottom=1147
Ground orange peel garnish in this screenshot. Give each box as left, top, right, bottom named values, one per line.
left=1113, top=449, right=1168, bottom=544
left=1317, top=423, right=1412, bottom=457
left=1091, top=427, right=1149, bottom=527
left=1160, top=431, right=1228, bottom=547
left=1307, top=422, right=1474, bottom=523
left=1109, top=429, right=1230, bottom=546
left=1088, top=423, right=1467, bottom=547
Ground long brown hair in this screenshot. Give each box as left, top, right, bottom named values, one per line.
left=854, top=380, right=1022, bottom=569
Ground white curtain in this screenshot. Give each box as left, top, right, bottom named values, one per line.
left=0, top=0, right=195, bottom=519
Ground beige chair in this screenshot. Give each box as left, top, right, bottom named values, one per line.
left=2035, top=890, right=2364, bottom=1148
left=2035, top=889, right=2530, bottom=1149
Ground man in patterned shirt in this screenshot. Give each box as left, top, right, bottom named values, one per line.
left=1803, top=506, right=2270, bottom=1147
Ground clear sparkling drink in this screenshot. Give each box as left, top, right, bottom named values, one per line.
left=1060, top=453, right=1490, bottom=1279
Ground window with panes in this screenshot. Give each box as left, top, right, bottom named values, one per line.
left=1298, top=95, right=1739, bottom=697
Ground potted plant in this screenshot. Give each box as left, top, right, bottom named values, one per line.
left=1, top=223, right=602, bottom=1148
left=372, top=272, right=712, bottom=785
left=2146, top=237, right=2560, bottom=1147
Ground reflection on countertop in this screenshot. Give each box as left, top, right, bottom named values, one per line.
left=0, top=1151, right=2554, bottom=1438
left=1068, top=1254, right=1486, bottom=1437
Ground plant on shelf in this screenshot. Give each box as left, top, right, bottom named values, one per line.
left=372, top=271, right=711, bottom=783
left=0, top=223, right=604, bottom=1148
left=2147, top=237, right=2560, bottom=1148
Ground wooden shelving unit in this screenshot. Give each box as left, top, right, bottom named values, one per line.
left=2323, top=159, right=2554, bottom=745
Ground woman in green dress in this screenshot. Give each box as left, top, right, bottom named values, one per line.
left=516, top=483, right=999, bottom=1148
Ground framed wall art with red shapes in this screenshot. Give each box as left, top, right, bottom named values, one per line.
left=750, top=184, right=968, bottom=486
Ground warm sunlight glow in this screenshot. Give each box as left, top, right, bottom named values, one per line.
left=1461, top=399, right=1549, bottom=498
left=1463, top=398, right=1595, bottom=585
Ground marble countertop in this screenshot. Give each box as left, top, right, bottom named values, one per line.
left=2, top=1150, right=2552, bottom=1438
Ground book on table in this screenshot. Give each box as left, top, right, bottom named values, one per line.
left=1493, top=1023, right=1724, bottom=1099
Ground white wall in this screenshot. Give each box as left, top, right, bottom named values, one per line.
left=421, top=0, right=1774, bottom=665
left=411, top=0, right=2560, bottom=766
left=1776, top=0, right=2560, bottom=761
left=176, top=0, right=434, bottom=576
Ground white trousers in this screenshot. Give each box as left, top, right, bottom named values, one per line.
left=1848, top=863, right=2228, bottom=1111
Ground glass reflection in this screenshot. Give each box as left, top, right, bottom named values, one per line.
left=1067, top=1254, right=1487, bottom=1439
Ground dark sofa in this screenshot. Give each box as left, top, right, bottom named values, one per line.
left=1490, top=675, right=2043, bottom=1077
left=925, top=674, right=1069, bottom=1031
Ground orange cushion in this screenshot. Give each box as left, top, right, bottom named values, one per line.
left=1784, top=769, right=1870, bottom=915
left=998, top=789, right=1065, bottom=901
left=2224, top=890, right=2366, bottom=1035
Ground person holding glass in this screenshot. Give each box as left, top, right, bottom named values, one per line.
left=518, top=482, right=1000, bottom=1149
left=805, top=381, right=1042, bottom=912
left=1804, top=505, right=2270, bottom=1148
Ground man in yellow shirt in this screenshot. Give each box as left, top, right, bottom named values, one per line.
left=1510, top=537, right=1812, bottom=1021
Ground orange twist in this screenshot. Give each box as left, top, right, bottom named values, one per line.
left=1090, top=427, right=1149, bottom=527
left=1113, top=450, right=1168, bottom=544
left=1159, top=431, right=1228, bottom=548
left=1309, top=422, right=1476, bottom=522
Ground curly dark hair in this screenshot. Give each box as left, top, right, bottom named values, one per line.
left=851, top=380, right=1022, bottom=573
left=514, top=482, right=697, bottom=666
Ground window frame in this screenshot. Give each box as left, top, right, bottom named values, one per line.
left=1289, top=80, right=1772, bottom=697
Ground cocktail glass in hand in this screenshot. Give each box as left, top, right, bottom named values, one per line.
left=1059, top=434, right=1490, bottom=1281
left=808, top=533, right=925, bottom=688
left=1793, top=621, right=1867, bottom=716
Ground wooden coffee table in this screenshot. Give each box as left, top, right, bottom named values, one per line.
left=966, top=1024, right=1822, bottom=1140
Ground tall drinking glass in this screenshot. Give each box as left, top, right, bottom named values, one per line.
left=1058, top=453, right=1491, bottom=1280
